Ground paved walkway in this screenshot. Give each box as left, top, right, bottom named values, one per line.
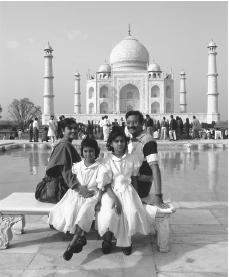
left=0, top=202, right=227, bottom=276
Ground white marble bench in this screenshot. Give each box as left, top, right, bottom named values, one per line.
left=0, top=192, right=175, bottom=252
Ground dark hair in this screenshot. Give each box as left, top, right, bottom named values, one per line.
left=61, top=118, right=77, bottom=130
left=106, top=127, right=129, bottom=152
left=80, top=137, right=100, bottom=159
left=170, top=115, right=173, bottom=118
left=125, top=110, right=144, bottom=124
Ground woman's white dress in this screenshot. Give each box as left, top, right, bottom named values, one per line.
left=48, top=160, right=101, bottom=233
left=97, top=153, right=152, bottom=247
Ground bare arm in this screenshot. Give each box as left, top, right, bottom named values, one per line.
left=106, top=184, right=122, bottom=214
left=150, top=162, right=162, bottom=195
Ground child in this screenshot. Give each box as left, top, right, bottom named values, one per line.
left=48, top=137, right=102, bottom=261
left=97, top=128, right=156, bottom=255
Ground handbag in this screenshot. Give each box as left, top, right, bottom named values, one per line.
left=35, top=175, right=67, bottom=204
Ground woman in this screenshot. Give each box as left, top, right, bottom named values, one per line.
left=35, top=118, right=94, bottom=203
left=47, top=115, right=57, bottom=143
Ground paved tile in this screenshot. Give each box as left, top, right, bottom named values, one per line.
left=0, top=270, right=24, bottom=277
left=171, top=224, right=227, bottom=235
left=123, top=265, right=157, bottom=276
left=122, top=255, right=156, bottom=270
left=22, top=269, right=89, bottom=277
left=153, top=242, right=228, bottom=273
left=0, top=253, right=35, bottom=270
left=157, top=272, right=227, bottom=277
left=87, top=269, right=123, bottom=277
left=171, top=209, right=220, bottom=225
left=171, top=234, right=228, bottom=244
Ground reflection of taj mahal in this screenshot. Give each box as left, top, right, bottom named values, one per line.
left=86, top=31, right=174, bottom=115
left=42, top=29, right=220, bottom=124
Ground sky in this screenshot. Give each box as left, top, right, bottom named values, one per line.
left=0, top=1, right=228, bottom=120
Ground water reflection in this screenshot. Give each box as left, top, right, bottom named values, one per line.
left=0, top=145, right=227, bottom=201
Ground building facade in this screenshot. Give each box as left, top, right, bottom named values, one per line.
left=86, top=34, right=174, bottom=115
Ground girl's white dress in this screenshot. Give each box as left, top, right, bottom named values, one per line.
left=97, top=153, right=152, bottom=247
left=48, top=160, right=101, bottom=233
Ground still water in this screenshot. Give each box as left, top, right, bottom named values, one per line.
left=0, top=145, right=227, bottom=202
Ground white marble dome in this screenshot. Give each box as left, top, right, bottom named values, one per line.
left=148, top=62, right=161, bottom=72
left=110, top=35, right=149, bottom=71
left=98, top=63, right=111, bottom=73
left=208, top=40, right=217, bottom=47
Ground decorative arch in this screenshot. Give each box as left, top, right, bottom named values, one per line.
left=88, top=87, right=94, bottom=99
left=151, top=102, right=160, bottom=113
left=166, top=86, right=171, bottom=98
left=119, top=84, right=140, bottom=113
left=166, top=102, right=171, bottom=113
left=100, top=86, right=109, bottom=98
left=151, top=85, right=160, bottom=98
left=89, top=103, right=94, bottom=114
left=100, top=102, right=108, bottom=114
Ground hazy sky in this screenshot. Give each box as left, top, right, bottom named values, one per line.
left=0, top=1, right=228, bottom=120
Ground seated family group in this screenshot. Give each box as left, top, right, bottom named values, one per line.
left=35, top=110, right=169, bottom=261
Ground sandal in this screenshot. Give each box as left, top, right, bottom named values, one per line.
left=122, top=244, right=132, bottom=256
left=73, top=236, right=87, bottom=253
left=102, top=240, right=112, bottom=254
left=63, top=245, right=75, bottom=261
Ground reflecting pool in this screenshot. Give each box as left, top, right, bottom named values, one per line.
left=0, top=145, right=227, bottom=202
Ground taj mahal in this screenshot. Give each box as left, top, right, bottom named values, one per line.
left=42, top=29, right=220, bottom=125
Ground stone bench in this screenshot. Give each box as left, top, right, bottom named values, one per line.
left=0, top=192, right=175, bottom=252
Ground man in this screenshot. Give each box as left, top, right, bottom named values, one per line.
left=160, top=117, right=167, bottom=140
left=144, top=114, right=154, bottom=135
left=33, top=117, right=39, bottom=142
left=125, top=110, right=169, bottom=208
left=169, top=115, right=177, bottom=141
left=192, top=115, right=201, bottom=139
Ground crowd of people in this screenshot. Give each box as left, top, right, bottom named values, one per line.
left=35, top=111, right=174, bottom=261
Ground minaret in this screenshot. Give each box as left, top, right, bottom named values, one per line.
left=42, top=42, right=54, bottom=125
left=74, top=72, right=81, bottom=114
left=207, top=40, right=220, bottom=123
left=179, top=71, right=187, bottom=113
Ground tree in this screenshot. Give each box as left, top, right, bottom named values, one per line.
left=0, top=104, right=2, bottom=119
left=8, top=98, right=42, bottom=130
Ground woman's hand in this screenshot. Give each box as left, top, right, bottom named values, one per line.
left=79, top=186, right=95, bottom=198
left=112, top=198, right=122, bottom=215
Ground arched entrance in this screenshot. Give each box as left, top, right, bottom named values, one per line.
left=100, top=102, right=108, bottom=114
left=119, top=84, right=140, bottom=113
left=151, top=102, right=160, bottom=113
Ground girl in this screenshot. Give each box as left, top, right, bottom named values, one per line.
left=48, top=137, right=102, bottom=261
left=97, top=128, right=156, bottom=255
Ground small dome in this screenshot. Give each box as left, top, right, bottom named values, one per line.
left=208, top=40, right=217, bottom=47
left=110, top=35, right=149, bottom=71
left=180, top=71, right=186, bottom=75
left=148, top=62, right=161, bottom=72
left=74, top=72, right=80, bottom=77
left=98, top=64, right=111, bottom=73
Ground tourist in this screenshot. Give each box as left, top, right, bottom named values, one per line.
left=169, top=115, right=177, bottom=141
left=144, top=114, right=154, bottom=136
left=28, top=119, right=33, bottom=142
left=33, top=117, right=39, bottom=142
left=18, top=129, right=22, bottom=140
left=184, top=118, right=191, bottom=139
left=41, top=126, right=49, bottom=142
left=125, top=110, right=169, bottom=208
left=48, top=115, right=57, bottom=143
left=57, top=115, right=65, bottom=139
left=35, top=118, right=82, bottom=204
left=100, top=115, right=110, bottom=141
left=97, top=128, right=154, bottom=255
left=48, top=137, right=102, bottom=261
left=160, top=117, right=167, bottom=140
left=119, top=117, right=125, bottom=131
left=192, top=115, right=201, bottom=139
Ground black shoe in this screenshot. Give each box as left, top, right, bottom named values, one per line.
left=63, top=245, right=74, bottom=261
left=80, top=235, right=87, bottom=246
left=122, top=245, right=132, bottom=255
left=73, top=236, right=86, bottom=253
left=102, top=240, right=112, bottom=254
